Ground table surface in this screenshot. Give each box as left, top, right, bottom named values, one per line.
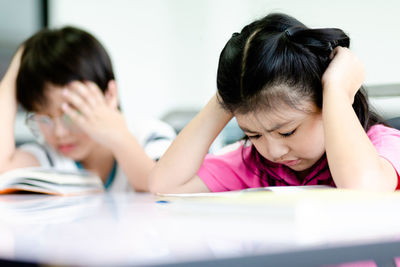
left=0, top=189, right=400, bottom=266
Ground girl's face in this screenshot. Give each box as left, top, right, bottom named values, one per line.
left=235, top=101, right=325, bottom=172
left=31, top=84, right=96, bottom=160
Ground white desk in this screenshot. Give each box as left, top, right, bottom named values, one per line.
left=0, top=190, right=400, bottom=266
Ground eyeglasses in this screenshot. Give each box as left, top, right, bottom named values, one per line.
left=25, top=113, right=80, bottom=138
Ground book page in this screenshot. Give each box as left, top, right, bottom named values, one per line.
left=157, top=185, right=333, bottom=198
left=0, top=167, right=104, bottom=195
left=0, top=168, right=102, bottom=185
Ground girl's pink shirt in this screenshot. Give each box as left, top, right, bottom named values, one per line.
left=198, top=124, right=400, bottom=192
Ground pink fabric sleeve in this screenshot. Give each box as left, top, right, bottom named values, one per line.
left=197, top=143, right=265, bottom=192
left=367, top=125, right=400, bottom=189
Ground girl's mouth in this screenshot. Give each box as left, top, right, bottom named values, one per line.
left=280, top=159, right=301, bottom=166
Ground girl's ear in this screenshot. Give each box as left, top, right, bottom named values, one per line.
left=104, top=80, right=119, bottom=109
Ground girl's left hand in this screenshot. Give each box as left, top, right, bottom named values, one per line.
left=61, top=81, right=130, bottom=148
left=321, top=46, right=365, bottom=104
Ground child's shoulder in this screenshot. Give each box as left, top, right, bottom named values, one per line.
left=367, top=124, right=400, bottom=149
left=205, top=141, right=258, bottom=168
left=126, top=117, right=176, bottom=141
left=367, top=124, right=400, bottom=138
left=212, top=140, right=252, bottom=156
left=19, top=142, right=75, bottom=169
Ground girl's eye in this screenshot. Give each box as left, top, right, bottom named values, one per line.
left=247, top=134, right=261, bottom=140
left=279, top=129, right=296, bottom=138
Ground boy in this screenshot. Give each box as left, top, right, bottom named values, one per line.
left=0, top=26, right=175, bottom=192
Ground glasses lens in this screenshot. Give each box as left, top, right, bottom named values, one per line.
left=25, top=113, right=81, bottom=137
left=25, top=113, right=43, bottom=138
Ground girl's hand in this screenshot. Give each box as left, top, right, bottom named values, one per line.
left=61, top=81, right=130, bottom=148
left=321, top=47, right=365, bottom=104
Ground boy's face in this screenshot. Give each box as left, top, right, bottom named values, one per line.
left=33, top=84, right=97, bottom=160
left=235, top=101, right=326, bottom=173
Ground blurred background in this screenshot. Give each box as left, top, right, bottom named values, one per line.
left=1, top=0, right=400, bottom=148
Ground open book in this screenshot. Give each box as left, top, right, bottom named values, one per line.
left=0, top=168, right=104, bottom=196
left=155, top=185, right=336, bottom=205
left=157, top=185, right=333, bottom=198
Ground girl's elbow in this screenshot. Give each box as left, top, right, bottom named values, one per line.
left=148, top=172, right=161, bottom=194
left=335, top=171, right=397, bottom=192
left=148, top=171, right=171, bottom=195
left=148, top=182, right=163, bottom=195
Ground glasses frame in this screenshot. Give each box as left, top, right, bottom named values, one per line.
left=25, top=112, right=80, bottom=139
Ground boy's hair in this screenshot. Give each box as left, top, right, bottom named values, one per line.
left=17, top=26, right=115, bottom=111
left=217, top=13, right=382, bottom=131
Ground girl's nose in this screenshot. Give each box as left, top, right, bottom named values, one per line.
left=267, top=141, right=290, bottom=161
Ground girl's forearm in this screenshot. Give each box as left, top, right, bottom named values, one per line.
left=148, top=94, right=233, bottom=193
left=322, top=90, right=397, bottom=191
left=110, top=131, right=155, bottom=192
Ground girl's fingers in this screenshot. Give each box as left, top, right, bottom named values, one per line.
left=329, top=46, right=342, bottom=60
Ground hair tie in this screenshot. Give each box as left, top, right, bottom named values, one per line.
left=284, top=26, right=303, bottom=38
left=328, top=40, right=339, bottom=51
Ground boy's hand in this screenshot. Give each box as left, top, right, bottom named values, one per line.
left=321, top=47, right=365, bottom=104
left=61, top=81, right=130, bottom=148
left=1, top=46, right=24, bottom=92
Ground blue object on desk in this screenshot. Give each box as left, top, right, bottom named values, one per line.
left=156, top=200, right=170, bottom=204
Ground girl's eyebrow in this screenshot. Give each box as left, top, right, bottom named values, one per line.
left=239, top=121, right=293, bottom=134
left=264, top=121, right=291, bottom=133
left=253, top=112, right=296, bottom=133
left=239, top=126, right=259, bottom=134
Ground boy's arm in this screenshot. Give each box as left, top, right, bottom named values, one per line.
left=322, top=47, right=397, bottom=192
left=148, top=94, right=233, bottom=194
left=0, top=48, right=40, bottom=173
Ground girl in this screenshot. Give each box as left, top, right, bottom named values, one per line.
left=149, top=13, right=400, bottom=193
left=0, top=26, right=175, bottom=192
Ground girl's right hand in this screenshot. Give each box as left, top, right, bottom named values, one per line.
left=321, top=47, right=365, bottom=104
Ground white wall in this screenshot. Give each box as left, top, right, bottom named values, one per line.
left=0, top=0, right=42, bottom=46
left=49, top=0, right=400, bottom=119
left=0, top=0, right=43, bottom=78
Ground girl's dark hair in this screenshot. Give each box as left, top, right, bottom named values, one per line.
left=17, top=26, right=115, bottom=111
left=217, top=13, right=382, bottom=130
left=216, top=13, right=384, bottom=184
